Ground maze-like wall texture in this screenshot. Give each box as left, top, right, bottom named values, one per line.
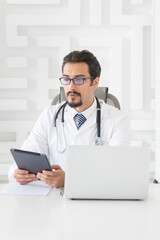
left=0, top=0, right=154, bottom=180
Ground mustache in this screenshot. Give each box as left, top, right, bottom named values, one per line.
left=67, top=91, right=81, bottom=97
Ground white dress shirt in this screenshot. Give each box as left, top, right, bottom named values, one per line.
left=8, top=99, right=130, bottom=181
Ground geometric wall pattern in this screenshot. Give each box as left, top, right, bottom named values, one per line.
left=0, top=0, right=154, bottom=181
left=155, top=0, right=160, bottom=182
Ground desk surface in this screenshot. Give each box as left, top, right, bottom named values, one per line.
left=0, top=183, right=160, bottom=240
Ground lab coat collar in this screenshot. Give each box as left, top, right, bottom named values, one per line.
left=65, top=98, right=97, bottom=134
left=67, top=97, right=97, bottom=120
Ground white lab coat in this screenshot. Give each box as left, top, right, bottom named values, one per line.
left=8, top=99, right=130, bottom=181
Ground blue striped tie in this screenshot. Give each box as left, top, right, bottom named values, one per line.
left=75, top=114, right=86, bottom=130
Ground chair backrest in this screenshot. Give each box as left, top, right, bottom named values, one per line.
left=52, top=87, right=120, bottom=110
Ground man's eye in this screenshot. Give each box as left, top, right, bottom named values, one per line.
left=75, top=78, right=82, bottom=82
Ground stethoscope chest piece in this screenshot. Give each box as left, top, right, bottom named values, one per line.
left=95, top=137, right=103, bottom=146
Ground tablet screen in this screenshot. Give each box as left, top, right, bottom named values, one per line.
left=10, top=148, right=52, bottom=174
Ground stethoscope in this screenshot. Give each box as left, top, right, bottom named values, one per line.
left=54, top=96, right=103, bottom=154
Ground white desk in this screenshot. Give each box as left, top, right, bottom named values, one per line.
left=0, top=183, right=160, bottom=240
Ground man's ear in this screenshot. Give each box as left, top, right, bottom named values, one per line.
left=92, top=77, right=99, bottom=89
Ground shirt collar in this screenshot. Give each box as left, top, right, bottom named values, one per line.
left=67, top=97, right=97, bottom=120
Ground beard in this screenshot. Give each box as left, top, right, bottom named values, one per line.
left=67, top=91, right=83, bottom=108
left=67, top=99, right=83, bottom=108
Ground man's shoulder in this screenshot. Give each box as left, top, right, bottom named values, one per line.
left=100, top=100, right=128, bottom=121
left=37, top=102, right=66, bottom=123
left=43, top=101, right=66, bottom=114
left=100, top=100, right=120, bottom=116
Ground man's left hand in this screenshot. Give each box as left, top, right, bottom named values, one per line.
left=37, top=165, right=65, bottom=188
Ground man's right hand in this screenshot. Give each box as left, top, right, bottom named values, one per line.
left=14, top=169, right=37, bottom=185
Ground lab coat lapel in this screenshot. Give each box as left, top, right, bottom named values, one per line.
left=65, top=107, right=78, bottom=134
left=65, top=100, right=97, bottom=135
left=76, top=110, right=96, bottom=134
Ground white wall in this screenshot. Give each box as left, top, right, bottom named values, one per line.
left=0, top=0, right=155, bottom=181
left=155, top=0, right=160, bottom=182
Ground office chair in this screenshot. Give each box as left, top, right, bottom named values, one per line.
left=52, top=87, right=120, bottom=110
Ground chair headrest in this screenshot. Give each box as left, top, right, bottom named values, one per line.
left=59, top=87, right=108, bottom=102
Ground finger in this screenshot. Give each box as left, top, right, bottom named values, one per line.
left=42, top=170, right=57, bottom=176
left=16, top=179, right=37, bottom=185
left=39, top=176, right=57, bottom=187
left=51, top=165, right=61, bottom=170
left=37, top=171, right=63, bottom=187
left=14, top=173, right=36, bottom=182
left=37, top=172, right=55, bottom=180
left=15, top=169, right=29, bottom=174
left=15, top=173, right=36, bottom=178
left=19, top=169, right=29, bottom=174
left=15, top=177, right=37, bottom=183
left=38, top=172, right=64, bottom=187
left=17, top=181, right=29, bottom=185
left=40, top=169, right=64, bottom=180
left=36, top=172, right=45, bottom=179
left=37, top=172, right=57, bottom=183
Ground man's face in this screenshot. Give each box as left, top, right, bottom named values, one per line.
left=62, top=62, right=99, bottom=112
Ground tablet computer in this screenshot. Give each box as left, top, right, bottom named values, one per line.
left=10, top=148, right=52, bottom=174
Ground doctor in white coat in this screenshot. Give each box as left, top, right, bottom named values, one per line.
left=9, top=50, right=129, bottom=187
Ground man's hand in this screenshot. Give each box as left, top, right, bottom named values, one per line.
left=36, top=165, right=65, bottom=188
left=14, top=169, right=37, bottom=185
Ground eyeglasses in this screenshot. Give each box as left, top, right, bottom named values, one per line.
left=59, top=77, right=93, bottom=85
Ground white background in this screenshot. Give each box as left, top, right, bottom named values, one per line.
left=0, top=0, right=156, bottom=182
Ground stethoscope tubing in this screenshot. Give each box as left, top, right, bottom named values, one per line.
left=54, top=101, right=67, bottom=127
left=54, top=96, right=102, bottom=152
left=95, top=97, right=101, bottom=138
left=54, top=97, right=101, bottom=137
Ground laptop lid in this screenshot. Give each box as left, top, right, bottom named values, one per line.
left=64, top=146, right=150, bottom=200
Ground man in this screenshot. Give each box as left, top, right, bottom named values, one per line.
left=8, top=50, right=129, bottom=187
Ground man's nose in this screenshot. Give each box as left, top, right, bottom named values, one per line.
left=69, top=79, right=77, bottom=89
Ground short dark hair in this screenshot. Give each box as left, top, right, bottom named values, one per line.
left=62, top=50, right=101, bottom=80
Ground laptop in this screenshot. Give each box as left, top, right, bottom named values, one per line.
left=64, top=146, right=150, bottom=200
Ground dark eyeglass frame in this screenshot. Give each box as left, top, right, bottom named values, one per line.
left=59, top=77, right=93, bottom=85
